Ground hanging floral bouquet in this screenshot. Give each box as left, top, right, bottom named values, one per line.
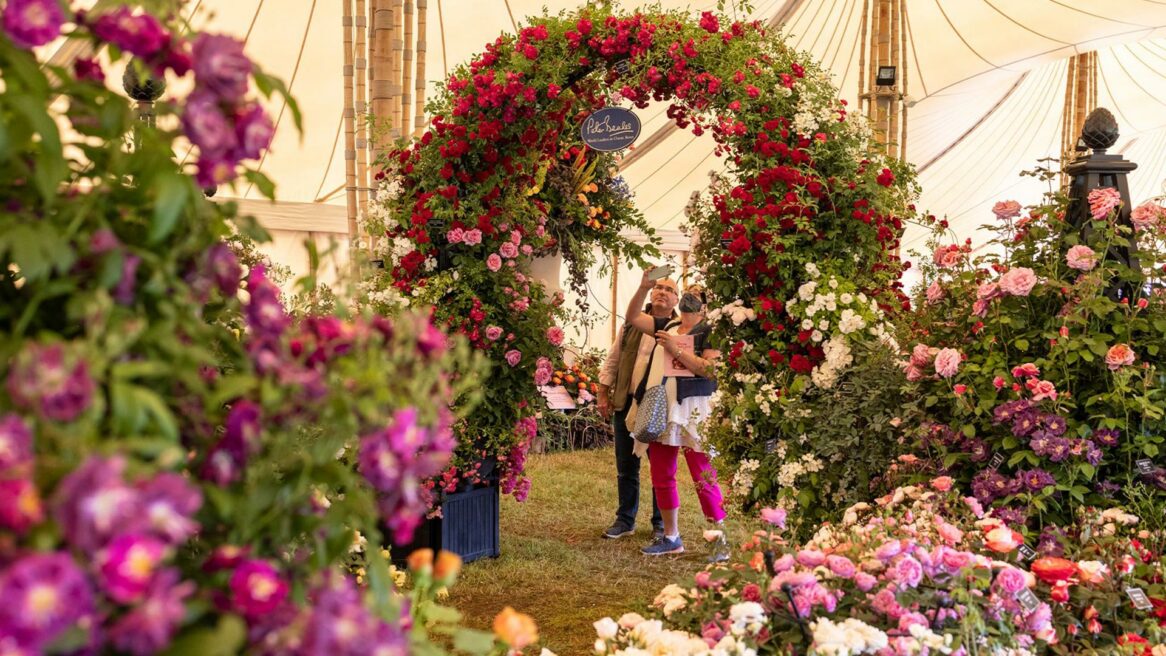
left=905, top=188, right=1166, bottom=529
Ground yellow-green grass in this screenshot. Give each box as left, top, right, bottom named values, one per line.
left=446, top=448, right=735, bottom=654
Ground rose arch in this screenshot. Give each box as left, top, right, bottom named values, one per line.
left=365, top=3, right=918, bottom=522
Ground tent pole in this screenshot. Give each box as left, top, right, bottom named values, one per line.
left=402, top=0, right=415, bottom=138
left=342, top=0, right=359, bottom=245
left=897, top=0, right=908, bottom=161
left=355, top=0, right=370, bottom=215
left=391, top=0, right=405, bottom=141
left=857, top=0, right=869, bottom=117
left=414, top=0, right=428, bottom=138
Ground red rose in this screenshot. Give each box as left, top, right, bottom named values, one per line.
left=877, top=168, right=895, bottom=186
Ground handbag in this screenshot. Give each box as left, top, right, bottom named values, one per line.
left=629, top=320, right=679, bottom=444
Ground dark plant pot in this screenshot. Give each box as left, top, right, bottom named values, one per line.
left=388, top=485, right=500, bottom=564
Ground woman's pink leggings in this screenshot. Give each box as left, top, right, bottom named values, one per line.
left=647, top=443, right=726, bottom=522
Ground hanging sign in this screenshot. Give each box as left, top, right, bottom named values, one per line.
left=581, top=107, right=641, bottom=152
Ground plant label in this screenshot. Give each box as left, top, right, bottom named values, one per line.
left=431, top=219, right=447, bottom=232
left=1126, top=587, right=1153, bottom=611
left=1016, top=588, right=1041, bottom=612
left=1017, top=544, right=1037, bottom=561
left=538, top=385, right=576, bottom=410
left=988, top=453, right=1005, bottom=471
left=720, top=238, right=733, bottom=248
left=612, top=59, right=631, bottom=75
left=1135, top=459, right=1155, bottom=475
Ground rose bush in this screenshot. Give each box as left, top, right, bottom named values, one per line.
left=906, top=188, right=1166, bottom=528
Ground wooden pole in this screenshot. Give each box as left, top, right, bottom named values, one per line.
left=401, top=0, right=414, bottom=138
left=391, top=0, right=405, bottom=141
left=887, top=0, right=900, bottom=159
left=898, top=0, right=908, bottom=160
left=857, top=0, right=869, bottom=118
left=876, top=0, right=891, bottom=156
left=414, top=0, right=428, bottom=138
left=342, top=0, right=359, bottom=243
left=371, top=0, right=393, bottom=161
left=355, top=0, right=370, bottom=211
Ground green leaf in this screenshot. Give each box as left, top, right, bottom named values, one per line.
left=451, top=628, right=498, bottom=654
left=243, top=170, right=277, bottom=200
left=961, top=424, right=975, bottom=438
left=161, top=614, right=247, bottom=656
left=1146, top=444, right=1159, bottom=458
left=1079, top=463, right=1095, bottom=480
left=424, top=604, right=463, bottom=624
left=1014, top=338, right=1028, bottom=351
left=151, top=174, right=189, bottom=243
left=9, top=95, right=66, bottom=201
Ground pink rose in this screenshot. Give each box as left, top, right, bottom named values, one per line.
left=992, top=566, right=1028, bottom=595
left=796, top=549, right=825, bottom=568
left=976, top=282, right=1001, bottom=301
left=1011, top=363, right=1040, bottom=378
left=992, top=200, right=1022, bottom=220
left=893, top=556, right=923, bottom=588
left=521, top=244, right=533, bottom=255
left=998, top=267, right=1037, bottom=297
left=486, top=253, right=502, bottom=272
left=504, top=350, right=522, bottom=367
left=925, top=281, right=944, bottom=305
left=934, top=348, right=961, bottom=378
left=930, top=476, right=954, bottom=492
left=462, top=229, right=482, bottom=246
left=485, top=326, right=503, bottom=341
left=1026, top=378, right=1057, bottom=401
left=1105, top=343, right=1135, bottom=370
left=534, top=367, right=552, bottom=387
left=854, top=572, right=878, bottom=591
left=992, top=376, right=1006, bottom=389
left=1065, top=245, right=1097, bottom=271
left=931, top=245, right=963, bottom=269
left=1131, top=201, right=1163, bottom=232
left=936, top=521, right=964, bottom=545
left=909, top=344, right=935, bottom=368
left=510, top=230, right=522, bottom=244
left=826, top=555, right=856, bottom=579
left=905, top=365, right=924, bottom=382
left=875, top=540, right=902, bottom=561
left=546, top=326, right=564, bottom=346
left=760, top=507, right=787, bottom=528
left=972, top=299, right=989, bottom=318
left=499, top=242, right=518, bottom=259
left=446, top=227, right=465, bottom=244
left=1087, top=187, right=1122, bottom=220
left=953, top=384, right=967, bottom=395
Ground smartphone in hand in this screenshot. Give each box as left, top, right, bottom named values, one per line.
left=647, top=264, right=674, bottom=280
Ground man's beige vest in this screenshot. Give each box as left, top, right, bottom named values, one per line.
left=611, top=325, right=650, bottom=412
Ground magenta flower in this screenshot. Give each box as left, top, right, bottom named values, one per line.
left=505, top=349, right=522, bottom=367
left=195, top=156, right=235, bottom=188
left=1087, top=186, right=1122, bottom=220
left=73, top=57, right=105, bottom=83
left=992, top=565, right=1028, bottom=595
left=204, top=545, right=251, bottom=572
left=138, top=472, right=202, bottom=545
left=825, top=555, right=856, bottom=579
left=107, top=569, right=194, bottom=656
left=0, top=414, right=33, bottom=471
left=893, top=555, right=923, bottom=588
left=245, top=264, right=290, bottom=342
left=90, top=7, right=169, bottom=58
left=2, top=0, right=64, bottom=49
left=98, top=533, right=168, bottom=604
left=182, top=92, right=237, bottom=158
left=6, top=342, right=95, bottom=422
left=192, top=33, right=252, bottom=101
left=229, top=559, right=288, bottom=620
left=205, top=241, right=243, bottom=297
left=415, top=316, right=448, bottom=357
left=52, top=455, right=143, bottom=551
left=0, top=552, right=94, bottom=648
left=90, top=228, right=120, bottom=254
left=0, top=478, right=43, bottom=534
left=874, top=540, right=902, bottom=561
left=115, top=254, right=142, bottom=305
left=233, top=103, right=274, bottom=160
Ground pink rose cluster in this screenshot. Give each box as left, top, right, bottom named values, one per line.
left=534, top=356, right=553, bottom=386
left=931, top=244, right=965, bottom=269
left=1087, top=187, right=1122, bottom=220
left=1065, top=245, right=1097, bottom=271
left=998, top=267, right=1037, bottom=297
left=904, top=344, right=960, bottom=380
left=1131, top=201, right=1165, bottom=233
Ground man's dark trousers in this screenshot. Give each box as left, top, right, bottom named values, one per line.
left=613, top=406, right=662, bottom=531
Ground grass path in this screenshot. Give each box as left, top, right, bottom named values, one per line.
left=446, top=448, right=731, bottom=654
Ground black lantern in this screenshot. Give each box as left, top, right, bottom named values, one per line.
left=875, top=66, right=896, bottom=87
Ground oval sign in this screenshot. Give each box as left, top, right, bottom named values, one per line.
left=580, top=107, right=641, bottom=152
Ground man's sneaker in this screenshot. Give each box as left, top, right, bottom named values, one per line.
left=602, top=523, right=635, bottom=539
left=707, top=533, right=731, bottom=564
left=641, top=535, right=684, bottom=555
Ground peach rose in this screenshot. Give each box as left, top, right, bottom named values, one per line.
left=1076, top=560, right=1109, bottom=584
left=1105, top=343, right=1136, bottom=371
left=984, top=527, right=1023, bottom=553
left=930, top=476, right=954, bottom=492
left=493, top=607, right=539, bottom=649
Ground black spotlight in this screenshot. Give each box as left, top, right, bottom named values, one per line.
left=875, top=65, right=896, bottom=87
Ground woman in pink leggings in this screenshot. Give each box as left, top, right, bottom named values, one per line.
left=623, top=271, right=727, bottom=560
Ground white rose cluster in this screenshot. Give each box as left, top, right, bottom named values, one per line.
left=730, top=458, right=761, bottom=498
left=708, top=299, right=757, bottom=327
left=777, top=453, right=823, bottom=487
left=809, top=617, right=889, bottom=655
left=810, top=338, right=853, bottom=390
left=593, top=612, right=758, bottom=656
left=727, top=602, right=767, bottom=637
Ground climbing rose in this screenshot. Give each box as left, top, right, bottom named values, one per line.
left=1105, top=343, right=1135, bottom=371
left=999, top=267, right=1037, bottom=296
left=229, top=559, right=288, bottom=619
left=992, top=200, right=1022, bottom=220
left=2, top=0, right=65, bottom=48
left=1066, top=245, right=1097, bottom=271
left=1088, top=187, right=1122, bottom=220
left=1131, top=201, right=1163, bottom=232
left=933, top=348, right=961, bottom=378
left=546, top=326, right=564, bottom=346
left=192, top=33, right=252, bottom=101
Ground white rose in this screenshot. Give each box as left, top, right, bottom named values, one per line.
left=594, top=617, right=619, bottom=640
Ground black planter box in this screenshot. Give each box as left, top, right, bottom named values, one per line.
left=389, top=485, right=500, bottom=564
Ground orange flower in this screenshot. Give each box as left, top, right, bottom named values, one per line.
left=749, top=551, right=766, bottom=572
left=434, top=550, right=462, bottom=582
left=407, top=548, right=434, bottom=574
left=493, top=606, right=539, bottom=649
left=1031, top=557, right=1077, bottom=584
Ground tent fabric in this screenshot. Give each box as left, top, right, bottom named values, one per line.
left=144, top=0, right=1166, bottom=347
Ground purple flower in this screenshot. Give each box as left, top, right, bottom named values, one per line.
left=224, top=400, right=262, bottom=456
left=1011, top=411, right=1040, bottom=437
left=2, top=0, right=65, bottom=49
left=992, top=506, right=1027, bottom=526
left=1021, top=469, right=1054, bottom=492
left=1083, top=439, right=1103, bottom=466
left=1042, top=414, right=1067, bottom=436
left=107, top=569, right=194, bottom=656
left=301, top=573, right=405, bottom=655
left=97, top=533, right=168, bottom=603
left=1092, top=428, right=1120, bottom=448
left=203, top=242, right=242, bottom=298
left=192, top=33, right=252, bottom=101
left=0, top=552, right=94, bottom=648
left=1037, top=526, right=1065, bottom=557
left=244, top=265, right=290, bottom=341
left=1029, top=433, right=1052, bottom=457
left=73, top=57, right=105, bottom=83
left=966, top=439, right=989, bottom=463
left=972, top=470, right=1005, bottom=503
left=115, top=254, right=141, bottom=305
left=91, top=7, right=169, bottom=58
left=6, top=342, right=95, bottom=422
left=229, top=559, right=288, bottom=620
left=89, top=228, right=120, bottom=254
left=232, top=103, right=273, bottom=160
left=1045, top=437, right=1071, bottom=462
left=200, top=443, right=242, bottom=487
left=358, top=408, right=455, bottom=543
left=182, top=92, right=237, bottom=158
left=195, top=156, right=235, bottom=188
left=138, top=472, right=202, bottom=545
left=1096, top=480, right=1121, bottom=497
left=0, top=478, right=43, bottom=533
left=0, top=414, right=33, bottom=471
left=53, top=455, right=143, bottom=551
